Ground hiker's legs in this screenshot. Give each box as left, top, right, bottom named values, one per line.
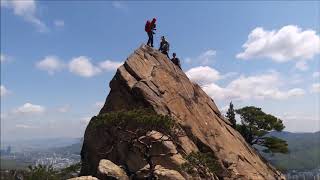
left=147, top=32, right=152, bottom=46
left=150, top=32, right=154, bottom=47
left=166, top=52, right=170, bottom=59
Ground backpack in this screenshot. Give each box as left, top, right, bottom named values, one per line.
left=145, top=21, right=150, bottom=32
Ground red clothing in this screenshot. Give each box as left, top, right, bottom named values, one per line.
left=145, top=18, right=156, bottom=32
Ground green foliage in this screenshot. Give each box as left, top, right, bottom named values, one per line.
left=25, top=164, right=59, bottom=180
left=58, top=162, right=81, bottom=179
left=225, top=101, right=236, bottom=128
left=92, top=109, right=175, bottom=132
left=181, top=152, right=220, bottom=177
left=235, top=106, right=288, bottom=154
left=262, top=136, right=288, bottom=154
left=2, top=163, right=81, bottom=180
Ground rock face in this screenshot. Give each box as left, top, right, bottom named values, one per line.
left=80, top=45, right=285, bottom=179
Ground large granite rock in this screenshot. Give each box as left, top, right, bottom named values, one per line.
left=97, top=159, right=128, bottom=180
left=80, top=45, right=285, bottom=180
left=68, top=176, right=99, bottom=180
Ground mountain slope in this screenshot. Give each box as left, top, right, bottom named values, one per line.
left=80, top=45, right=284, bottom=179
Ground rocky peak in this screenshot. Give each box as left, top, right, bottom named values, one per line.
left=80, top=45, right=285, bottom=179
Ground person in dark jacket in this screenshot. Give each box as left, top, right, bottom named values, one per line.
left=171, top=53, right=181, bottom=69
left=145, top=18, right=156, bottom=47
left=159, top=36, right=170, bottom=58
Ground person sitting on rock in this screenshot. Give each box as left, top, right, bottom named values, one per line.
left=145, top=18, right=157, bottom=47
left=159, top=36, right=170, bottom=58
left=171, top=53, right=181, bottom=69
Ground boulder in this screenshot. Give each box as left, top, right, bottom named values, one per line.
left=68, top=176, right=99, bottom=180
left=97, top=159, right=128, bottom=180
left=136, top=165, right=185, bottom=180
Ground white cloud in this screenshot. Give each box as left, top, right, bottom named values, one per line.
left=295, top=61, right=308, bottom=71
left=94, top=101, right=104, bottom=109
left=189, top=70, right=305, bottom=101
left=36, top=56, right=64, bottom=75
left=69, top=56, right=101, bottom=77
left=54, top=20, right=64, bottom=27
left=99, top=60, right=122, bottom=71
left=14, top=103, right=45, bottom=114
left=1, top=0, right=47, bottom=32
left=16, top=124, right=38, bottom=129
left=313, top=71, right=320, bottom=78
left=69, top=56, right=122, bottom=77
left=236, top=25, right=320, bottom=62
left=198, top=50, right=216, bottom=64
left=1, top=53, right=6, bottom=63
left=311, top=83, right=320, bottom=93
left=111, top=1, right=128, bottom=10
left=186, top=49, right=216, bottom=65
left=0, top=85, right=10, bottom=97
left=186, top=66, right=221, bottom=85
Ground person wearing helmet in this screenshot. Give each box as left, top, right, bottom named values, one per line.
left=145, top=18, right=157, bottom=47
left=159, top=36, right=170, bottom=58
left=171, top=53, right=181, bottom=69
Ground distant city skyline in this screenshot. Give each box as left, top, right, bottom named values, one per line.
left=1, top=1, right=319, bottom=141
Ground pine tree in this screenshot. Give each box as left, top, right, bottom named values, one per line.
left=235, top=106, right=288, bottom=154
left=226, top=101, right=236, bottom=128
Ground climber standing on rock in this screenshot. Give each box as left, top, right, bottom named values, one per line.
left=145, top=18, right=157, bottom=47
left=159, top=36, right=170, bottom=59
left=171, top=53, right=181, bottom=69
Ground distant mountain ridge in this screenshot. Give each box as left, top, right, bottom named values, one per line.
left=263, top=131, right=320, bottom=171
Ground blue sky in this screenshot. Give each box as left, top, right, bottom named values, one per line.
left=1, top=1, right=319, bottom=141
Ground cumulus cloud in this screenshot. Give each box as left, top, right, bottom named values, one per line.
left=69, top=56, right=101, bottom=77
left=69, top=56, right=122, bottom=77
left=36, top=56, right=64, bottom=75
left=14, top=103, right=45, bottom=114
left=187, top=68, right=305, bottom=101
left=1, top=0, right=47, bottom=32
left=311, top=83, right=320, bottom=93
left=236, top=25, right=320, bottom=62
left=99, top=60, right=123, bottom=71
left=0, top=85, right=10, bottom=97
left=186, top=66, right=221, bottom=85
left=54, top=20, right=64, bottom=27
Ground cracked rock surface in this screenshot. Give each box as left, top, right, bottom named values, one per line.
left=80, top=45, right=285, bottom=180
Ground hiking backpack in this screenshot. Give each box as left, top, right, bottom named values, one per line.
left=145, top=21, right=150, bottom=32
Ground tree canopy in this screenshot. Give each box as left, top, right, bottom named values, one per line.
left=235, top=106, right=288, bottom=154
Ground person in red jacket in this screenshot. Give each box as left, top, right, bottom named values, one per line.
left=145, top=18, right=156, bottom=47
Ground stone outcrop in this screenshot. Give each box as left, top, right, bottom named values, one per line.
left=80, top=45, right=285, bottom=179
left=97, top=159, right=128, bottom=180
left=136, top=165, right=185, bottom=180
left=68, top=176, right=99, bottom=180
